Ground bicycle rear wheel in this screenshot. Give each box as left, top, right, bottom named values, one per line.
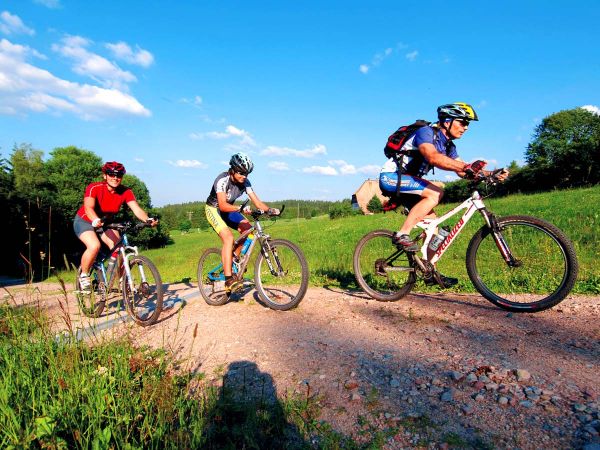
left=254, top=239, right=309, bottom=311
left=122, top=255, right=164, bottom=326
left=466, top=215, right=578, bottom=312
left=353, top=229, right=416, bottom=301
left=75, top=266, right=106, bottom=318
left=197, top=248, right=229, bottom=306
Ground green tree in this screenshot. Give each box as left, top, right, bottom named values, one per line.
left=366, top=196, right=383, bottom=213
left=45, top=146, right=103, bottom=217
left=179, top=219, right=192, bottom=233
left=10, top=143, right=47, bottom=202
left=526, top=108, right=600, bottom=187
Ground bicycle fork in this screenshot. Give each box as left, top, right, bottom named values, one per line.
left=260, top=239, right=285, bottom=276
left=121, top=247, right=147, bottom=294
left=481, top=211, right=522, bottom=268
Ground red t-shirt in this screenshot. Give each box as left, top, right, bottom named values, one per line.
left=76, top=182, right=136, bottom=222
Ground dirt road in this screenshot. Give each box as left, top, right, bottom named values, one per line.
left=5, top=282, right=600, bottom=449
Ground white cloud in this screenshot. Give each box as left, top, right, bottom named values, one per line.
left=268, top=161, right=289, bottom=171
left=33, top=0, right=62, bottom=8
left=302, top=165, right=338, bottom=176
left=582, top=105, right=600, bottom=115
left=167, top=159, right=207, bottom=168
left=359, top=42, right=409, bottom=74
left=405, top=51, right=418, bottom=62
left=134, top=157, right=144, bottom=162
left=106, top=41, right=154, bottom=67
left=180, top=95, right=203, bottom=107
left=190, top=124, right=256, bottom=148
left=261, top=144, right=326, bottom=158
left=0, top=11, right=35, bottom=36
left=0, top=38, right=150, bottom=119
left=329, top=160, right=380, bottom=176
left=356, top=164, right=380, bottom=176
left=52, top=35, right=137, bottom=90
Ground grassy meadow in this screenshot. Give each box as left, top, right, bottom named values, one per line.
left=139, top=185, right=599, bottom=295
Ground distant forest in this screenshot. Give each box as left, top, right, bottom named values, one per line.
left=158, top=199, right=348, bottom=231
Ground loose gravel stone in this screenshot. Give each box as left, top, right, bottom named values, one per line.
left=515, top=369, right=531, bottom=382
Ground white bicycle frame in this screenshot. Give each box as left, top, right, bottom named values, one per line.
left=414, top=189, right=492, bottom=265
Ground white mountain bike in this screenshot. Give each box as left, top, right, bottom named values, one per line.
left=353, top=170, right=579, bottom=312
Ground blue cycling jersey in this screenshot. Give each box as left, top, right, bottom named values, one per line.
left=406, top=126, right=458, bottom=176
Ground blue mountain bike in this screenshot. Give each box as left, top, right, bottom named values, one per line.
left=197, top=205, right=309, bottom=310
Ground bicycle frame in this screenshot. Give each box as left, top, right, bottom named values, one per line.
left=95, top=231, right=145, bottom=293
left=207, top=212, right=283, bottom=281
left=414, top=189, right=494, bottom=265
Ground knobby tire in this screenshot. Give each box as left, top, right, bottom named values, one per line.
left=197, top=247, right=229, bottom=306
left=122, top=255, right=164, bottom=326
left=254, top=239, right=309, bottom=311
left=353, top=229, right=416, bottom=302
left=75, top=266, right=106, bottom=318
left=466, top=215, right=578, bottom=312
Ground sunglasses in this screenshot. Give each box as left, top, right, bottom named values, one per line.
left=106, top=171, right=124, bottom=178
left=456, top=119, right=470, bottom=127
left=234, top=170, right=249, bottom=176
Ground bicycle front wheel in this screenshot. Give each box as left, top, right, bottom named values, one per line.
left=466, top=215, right=578, bottom=312
left=197, top=248, right=229, bottom=306
left=75, top=266, right=106, bottom=318
left=353, top=229, right=416, bottom=301
left=122, top=255, right=164, bottom=326
left=254, top=239, right=309, bottom=311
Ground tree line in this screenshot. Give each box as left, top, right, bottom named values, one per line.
left=0, top=145, right=169, bottom=280
left=441, top=108, right=600, bottom=203
left=157, top=199, right=350, bottom=231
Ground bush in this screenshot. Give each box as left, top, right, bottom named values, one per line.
left=329, top=202, right=358, bottom=219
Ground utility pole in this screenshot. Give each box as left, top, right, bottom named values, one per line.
left=187, top=211, right=193, bottom=221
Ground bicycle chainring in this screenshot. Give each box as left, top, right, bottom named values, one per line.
left=415, top=259, right=435, bottom=283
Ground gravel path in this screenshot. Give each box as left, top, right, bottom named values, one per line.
left=5, top=282, right=600, bottom=449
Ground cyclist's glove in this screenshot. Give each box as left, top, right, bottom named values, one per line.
left=267, top=208, right=280, bottom=216
left=463, top=160, right=487, bottom=179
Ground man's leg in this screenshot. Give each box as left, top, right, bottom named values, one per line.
left=392, top=183, right=443, bottom=251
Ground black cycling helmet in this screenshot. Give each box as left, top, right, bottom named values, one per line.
left=437, top=102, right=479, bottom=122
left=102, top=161, right=126, bottom=176
left=229, top=152, right=254, bottom=175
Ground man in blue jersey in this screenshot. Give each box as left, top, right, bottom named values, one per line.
left=379, top=102, right=509, bottom=287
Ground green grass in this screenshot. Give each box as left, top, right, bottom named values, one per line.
left=62, top=185, right=600, bottom=294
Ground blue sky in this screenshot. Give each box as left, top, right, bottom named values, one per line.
left=1, top=1, right=599, bottom=206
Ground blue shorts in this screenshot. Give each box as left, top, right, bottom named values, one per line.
left=379, top=172, right=430, bottom=196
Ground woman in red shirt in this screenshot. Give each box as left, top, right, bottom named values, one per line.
left=73, top=161, right=157, bottom=292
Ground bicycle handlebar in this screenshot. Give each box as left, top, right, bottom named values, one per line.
left=101, top=221, right=152, bottom=233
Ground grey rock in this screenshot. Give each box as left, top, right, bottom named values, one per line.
left=449, top=371, right=463, bottom=381
left=390, top=378, right=400, bottom=388
left=520, top=400, right=534, bottom=408
left=462, top=404, right=475, bottom=415
left=498, top=396, right=509, bottom=405
left=466, top=373, right=478, bottom=383
left=441, top=390, right=455, bottom=402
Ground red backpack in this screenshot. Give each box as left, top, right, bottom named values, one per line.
left=383, top=119, right=430, bottom=159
